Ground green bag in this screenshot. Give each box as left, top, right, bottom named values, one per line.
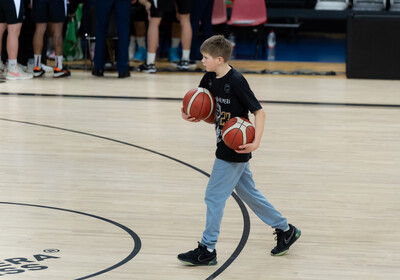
left=63, top=4, right=83, bottom=61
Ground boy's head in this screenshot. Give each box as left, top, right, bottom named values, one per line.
left=200, top=35, right=232, bottom=63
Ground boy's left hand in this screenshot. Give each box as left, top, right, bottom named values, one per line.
left=235, top=142, right=259, bottom=154
left=181, top=107, right=201, bottom=122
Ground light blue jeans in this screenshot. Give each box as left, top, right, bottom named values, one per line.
left=201, top=158, right=288, bottom=250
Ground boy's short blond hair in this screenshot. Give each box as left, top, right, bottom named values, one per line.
left=200, top=35, right=232, bottom=62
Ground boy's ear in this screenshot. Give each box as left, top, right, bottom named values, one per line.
left=217, top=56, right=224, bottom=64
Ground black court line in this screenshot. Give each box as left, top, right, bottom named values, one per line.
left=0, top=201, right=141, bottom=280
left=0, top=118, right=251, bottom=280
left=1, top=92, right=400, bottom=108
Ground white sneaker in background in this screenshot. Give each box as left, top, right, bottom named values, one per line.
left=47, top=50, right=56, bottom=60
left=6, top=66, right=33, bottom=80
left=42, top=64, right=53, bottom=73
left=0, top=63, right=5, bottom=78
left=18, top=63, right=28, bottom=72
left=17, top=62, right=35, bottom=73
left=27, top=58, right=35, bottom=73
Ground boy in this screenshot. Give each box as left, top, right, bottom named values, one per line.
left=178, top=35, right=300, bottom=266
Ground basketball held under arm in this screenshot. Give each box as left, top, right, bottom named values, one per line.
left=236, top=109, right=265, bottom=153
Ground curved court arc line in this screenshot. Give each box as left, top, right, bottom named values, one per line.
left=0, top=201, right=141, bottom=280
left=0, top=117, right=251, bottom=280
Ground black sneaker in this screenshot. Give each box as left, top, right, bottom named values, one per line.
left=270, top=224, right=301, bottom=256
left=118, top=70, right=131, bottom=78
left=177, top=242, right=217, bottom=266
left=33, top=67, right=45, bottom=77
left=137, top=63, right=156, bottom=73
left=92, top=68, right=104, bottom=77
left=176, top=60, right=190, bottom=70
left=53, top=67, right=71, bottom=78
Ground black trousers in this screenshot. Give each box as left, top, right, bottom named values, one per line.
left=93, top=0, right=131, bottom=73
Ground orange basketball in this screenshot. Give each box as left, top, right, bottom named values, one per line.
left=203, top=112, right=215, bottom=124
left=222, top=117, right=255, bottom=150
left=183, top=87, right=215, bottom=120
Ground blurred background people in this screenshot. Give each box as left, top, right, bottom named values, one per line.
left=0, top=0, right=33, bottom=80
left=92, top=0, right=135, bottom=78
left=31, top=0, right=71, bottom=78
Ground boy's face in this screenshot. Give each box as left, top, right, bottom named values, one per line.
left=201, top=52, right=222, bottom=72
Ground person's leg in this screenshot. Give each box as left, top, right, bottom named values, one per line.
left=0, top=0, right=9, bottom=66
left=134, top=21, right=147, bottom=42
left=6, top=23, right=33, bottom=79
left=48, top=0, right=70, bottom=77
left=173, top=0, right=192, bottom=67
left=201, top=159, right=247, bottom=250
left=18, top=1, right=35, bottom=67
left=0, top=23, right=6, bottom=66
left=178, top=13, right=191, bottom=61
left=235, top=163, right=301, bottom=256
left=132, top=3, right=147, bottom=61
left=147, top=16, right=161, bottom=55
left=3, top=0, right=32, bottom=79
left=235, top=163, right=288, bottom=230
left=6, top=23, right=22, bottom=60
left=136, top=16, right=160, bottom=73
left=191, top=0, right=213, bottom=61
left=33, top=23, right=47, bottom=68
left=137, top=1, right=169, bottom=73
left=133, top=21, right=147, bottom=61
left=135, top=21, right=147, bottom=39
left=51, top=22, right=64, bottom=66
left=201, top=0, right=214, bottom=43
left=31, top=0, right=48, bottom=74
left=6, top=23, right=23, bottom=76
left=189, top=0, right=201, bottom=61
left=169, top=21, right=180, bottom=62
left=93, top=0, right=114, bottom=72
left=177, top=158, right=245, bottom=266
left=51, top=22, right=71, bottom=77
left=114, top=0, right=131, bottom=76
left=189, top=0, right=213, bottom=61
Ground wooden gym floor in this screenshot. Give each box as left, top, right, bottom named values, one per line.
left=0, top=61, right=400, bottom=280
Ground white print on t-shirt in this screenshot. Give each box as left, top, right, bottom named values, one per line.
left=215, top=96, right=230, bottom=104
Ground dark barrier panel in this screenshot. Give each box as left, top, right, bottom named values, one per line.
left=346, top=14, right=400, bottom=80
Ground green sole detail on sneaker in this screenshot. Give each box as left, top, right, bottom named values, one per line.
left=271, top=249, right=289, bottom=256
left=178, top=260, right=196, bottom=266
left=271, top=228, right=301, bottom=256
left=177, top=257, right=217, bottom=266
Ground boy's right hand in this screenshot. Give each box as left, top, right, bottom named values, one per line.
left=181, top=107, right=200, bottom=122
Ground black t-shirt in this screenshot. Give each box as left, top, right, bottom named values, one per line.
left=199, top=67, right=262, bottom=162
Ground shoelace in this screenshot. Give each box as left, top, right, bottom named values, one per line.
left=273, top=229, right=284, bottom=242
left=191, top=241, right=207, bottom=254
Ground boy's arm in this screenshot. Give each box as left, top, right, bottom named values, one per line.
left=236, top=108, right=265, bottom=153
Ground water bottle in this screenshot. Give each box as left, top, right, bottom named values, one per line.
left=228, top=33, right=236, bottom=59
left=267, top=30, right=276, bottom=61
